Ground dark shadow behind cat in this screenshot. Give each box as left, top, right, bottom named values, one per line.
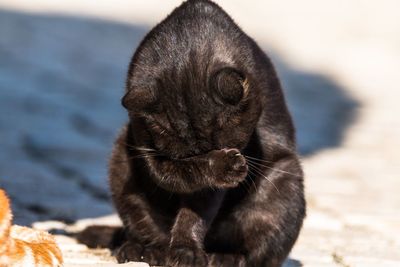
left=78, top=1, right=305, bottom=266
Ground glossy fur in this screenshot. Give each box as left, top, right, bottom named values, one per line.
left=109, top=0, right=305, bottom=266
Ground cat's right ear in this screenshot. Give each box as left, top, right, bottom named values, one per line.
left=121, top=87, right=158, bottom=112
left=212, top=68, right=248, bottom=105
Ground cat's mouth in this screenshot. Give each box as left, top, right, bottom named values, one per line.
left=167, top=147, right=214, bottom=161
left=170, top=153, right=209, bottom=161
left=131, top=145, right=247, bottom=170
left=130, top=145, right=208, bottom=161
left=171, top=148, right=248, bottom=175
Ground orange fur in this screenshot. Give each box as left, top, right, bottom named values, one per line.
left=0, top=189, right=63, bottom=267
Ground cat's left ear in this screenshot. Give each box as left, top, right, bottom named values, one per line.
left=121, top=87, right=158, bottom=112
left=212, top=68, right=249, bottom=105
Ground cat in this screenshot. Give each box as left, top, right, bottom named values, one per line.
left=85, top=0, right=306, bottom=266
left=0, top=189, right=63, bottom=267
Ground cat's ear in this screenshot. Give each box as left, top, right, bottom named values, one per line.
left=212, top=68, right=248, bottom=105
left=121, top=87, right=158, bottom=112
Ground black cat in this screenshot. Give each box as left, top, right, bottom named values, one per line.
left=103, top=1, right=305, bottom=266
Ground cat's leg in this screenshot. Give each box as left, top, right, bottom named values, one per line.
left=167, top=207, right=209, bottom=267
left=166, top=191, right=225, bottom=267
left=245, top=156, right=305, bottom=267
left=164, top=149, right=249, bottom=267
left=109, top=128, right=171, bottom=264
left=205, top=217, right=247, bottom=267
left=113, top=194, right=170, bottom=264
left=207, top=156, right=306, bottom=267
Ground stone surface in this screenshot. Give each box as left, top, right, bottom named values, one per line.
left=0, top=1, right=399, bottom=266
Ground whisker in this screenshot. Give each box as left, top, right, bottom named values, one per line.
left=239, top=171, right=253, bottom=194
left=246, top=160, right=265, bottom=170
left=243, top=155, right=274, bottom=164
left=126, top=145, right=157, bottom=152
left=246, top=159, right=302, bottom=178
left=120, top=142, right=160, bottom=153
left=246, top=164, right=280, bottom=194
left=129, top=153, right=160, bottom=159
left=245, top=159, right=271, bottom=169
left=247, top=170, right=258, bottom=191
left=247, top=162, right=270, bottom=180
left=134, top=147, right=157, bottom=152
left=242, top=179, right=252, bottom=194
left=112, top=153, right=164, bottom=164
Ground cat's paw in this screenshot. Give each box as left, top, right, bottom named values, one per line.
left=209, top=253, right=246, bottom=267
left=141, top=245, right=166, bottom=266
left=210, top=148, right=248, bottom=187
left=115, top=241, right=142, bottom=263
left=115, top=241, right=166, bottom=265
left=166, top=245, right=208, bottom=267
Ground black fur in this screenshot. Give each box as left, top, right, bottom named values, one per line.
left=90, top=1, right=305, bottom=266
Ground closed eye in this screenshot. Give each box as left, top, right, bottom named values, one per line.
left=146, top=118, right=174, bottom=137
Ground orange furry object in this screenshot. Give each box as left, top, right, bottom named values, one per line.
left=0, top=189, right=63, bottom=267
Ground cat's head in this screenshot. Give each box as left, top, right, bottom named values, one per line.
left=121, top=0, right=267, bottom=159
left=119, top=0, right=277, bottom=193
left=122, top=64, right=263, bottom=160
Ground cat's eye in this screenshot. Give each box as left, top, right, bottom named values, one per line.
left=212, top=68, right=246, bottom=105
left=121, top=87, right=159, bottom=113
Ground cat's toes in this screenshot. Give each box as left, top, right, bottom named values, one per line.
left=167, top=246, right=208, bottom=267
left=142, top=245, right=166, bottom=266
left=210, top=148, right=248, bottom=187
left=209, top=253, right=246, bottom=267
left=114, top=241, right=143, bottom=263
left=114, top=241, right=166, bottom=265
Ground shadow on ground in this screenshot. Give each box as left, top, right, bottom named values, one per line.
left=0, top=8, right=357, bottom=265
left=273, top=56, right=358, bottom=156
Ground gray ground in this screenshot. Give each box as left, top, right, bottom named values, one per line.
left=0, top=1, right=399, bottom=266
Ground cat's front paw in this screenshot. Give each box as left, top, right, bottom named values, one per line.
left=166, top=245, right=208, bottom=267
left=115, top=241, right=166, bottom=266
left=115, top=241, right=142, bottom=263
left=209, top=253, right=246, bottom=267
left=210, top=148, right=248, bottom=187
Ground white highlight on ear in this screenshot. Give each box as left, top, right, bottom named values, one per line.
left=242, top=78, right=250, bottom=97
